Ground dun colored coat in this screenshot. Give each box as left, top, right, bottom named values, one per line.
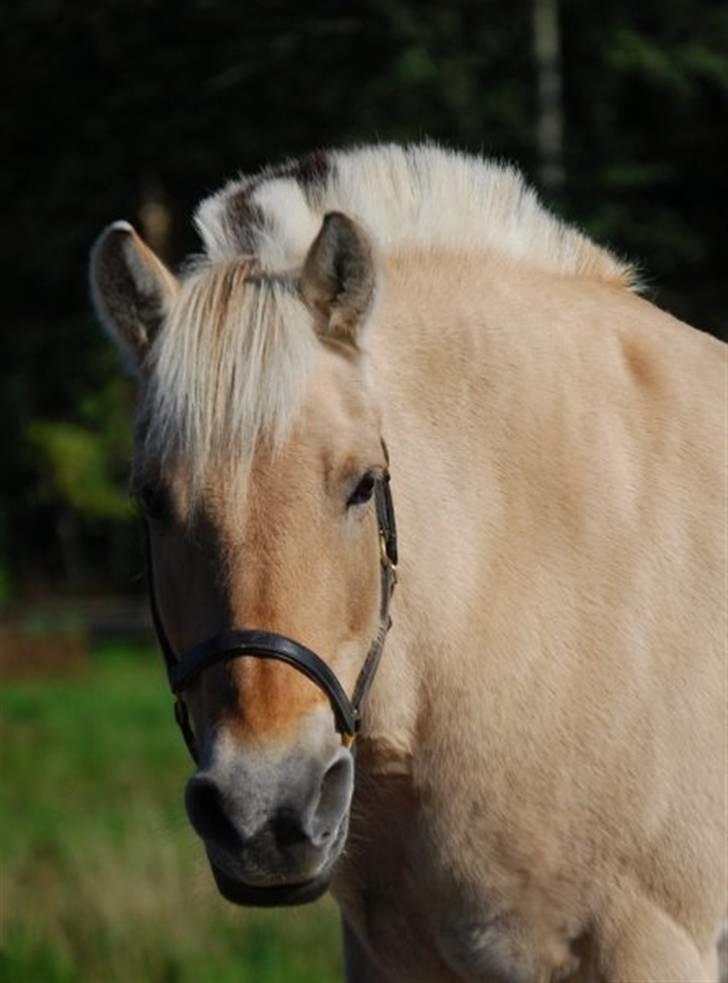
left=91, top=145, right=726, bottom=982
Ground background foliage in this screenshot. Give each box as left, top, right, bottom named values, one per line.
left=3, top=0, right=726, bottom=598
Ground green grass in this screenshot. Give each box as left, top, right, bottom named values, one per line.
left=0, top=645, right=342, bottom=982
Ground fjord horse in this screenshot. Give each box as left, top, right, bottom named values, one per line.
left=91, top=145, right=726, bottom=982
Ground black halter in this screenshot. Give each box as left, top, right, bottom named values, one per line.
left=145, top=469, right=398, bottom=763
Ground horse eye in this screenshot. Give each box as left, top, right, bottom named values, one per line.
left=137, top=483, right=171, bottom=521
left=347, top=472, right=376, bottom=508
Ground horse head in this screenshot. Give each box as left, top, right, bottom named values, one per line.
left=90, top=212, right=394, bottom=906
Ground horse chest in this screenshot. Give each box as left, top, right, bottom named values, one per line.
left=339, top=861, right=586, bottom=983
left=336, top=775, right=591, bottom=983
left=433, top=913, right=588, bottom=983
left=350, top=889, right=585, bottom=982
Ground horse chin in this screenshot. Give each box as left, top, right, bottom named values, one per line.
left=209, top=862, right=331, bottom=908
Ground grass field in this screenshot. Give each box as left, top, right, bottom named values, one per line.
left=0, top=644, right=342, bottom=982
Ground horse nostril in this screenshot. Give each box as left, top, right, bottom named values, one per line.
left=185, top=774, right=243, bottom=852
left=308, top=751, right=354, bottom=848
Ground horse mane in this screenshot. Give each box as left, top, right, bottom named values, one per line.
left=147, top=144, right=637, bottom=487
left=195, top=143, right=638, bottom=289
left=147, top=259, right=318, bottom=490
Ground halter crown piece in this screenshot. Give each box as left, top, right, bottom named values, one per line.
left=145, top=461, right=398, bottom=763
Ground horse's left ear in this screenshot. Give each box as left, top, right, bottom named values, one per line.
left=300, top=212, right=376, bottom=348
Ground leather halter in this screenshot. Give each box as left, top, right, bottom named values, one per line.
left=144, top=468, right=398, bottom=763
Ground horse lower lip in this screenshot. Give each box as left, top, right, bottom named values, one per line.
left=209, top=861, right=330, bottom=908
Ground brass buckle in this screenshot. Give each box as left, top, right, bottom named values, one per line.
left=379, top=529, right=398, bottom=586
left=378, top=529, right=388, bottom=567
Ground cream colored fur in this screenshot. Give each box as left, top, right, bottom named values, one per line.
left=334, top=248, right=726, bottom=982
left=97, top=145, right=726, bottom=982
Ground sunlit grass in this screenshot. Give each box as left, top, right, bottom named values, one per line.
left=0, top=645, right=341, bottom=982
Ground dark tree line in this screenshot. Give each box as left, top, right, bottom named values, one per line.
left=3, top=0, right=726, bottom=599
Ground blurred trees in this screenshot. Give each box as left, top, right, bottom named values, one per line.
left=3, top=0, right=726, bottom=599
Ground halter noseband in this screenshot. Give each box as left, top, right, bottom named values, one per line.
left=145, top=467, right=398, bottom=763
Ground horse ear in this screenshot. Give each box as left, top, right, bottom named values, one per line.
left=300, top=212, right=376, bottom=348
left=90, top=221, right=178, bottom=373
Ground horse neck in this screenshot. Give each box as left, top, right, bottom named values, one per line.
left=362, top=248, right=640, bottom=763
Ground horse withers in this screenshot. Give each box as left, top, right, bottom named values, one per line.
left=90, top=145, right=726, bottom=982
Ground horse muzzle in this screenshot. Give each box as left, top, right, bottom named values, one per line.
left=185, top=737, right=354, bottom=906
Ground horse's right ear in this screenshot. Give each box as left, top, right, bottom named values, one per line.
left=90, top=221, right=178, bottom=373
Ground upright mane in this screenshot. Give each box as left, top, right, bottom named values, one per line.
left=195, top=143, right=637, bottom=288
left=147, top=144, right=638, bottom=488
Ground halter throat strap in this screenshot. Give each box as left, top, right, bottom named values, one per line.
left=145, top=471, right=398, bottom=762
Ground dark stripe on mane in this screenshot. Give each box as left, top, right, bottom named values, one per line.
left=222, top=150, right=332, bottom=255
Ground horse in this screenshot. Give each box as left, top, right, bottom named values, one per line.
left=90, top=144, right=726, bottom=982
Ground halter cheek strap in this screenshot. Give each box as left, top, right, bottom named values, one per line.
left=145, top=469, right=398, bottom=763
